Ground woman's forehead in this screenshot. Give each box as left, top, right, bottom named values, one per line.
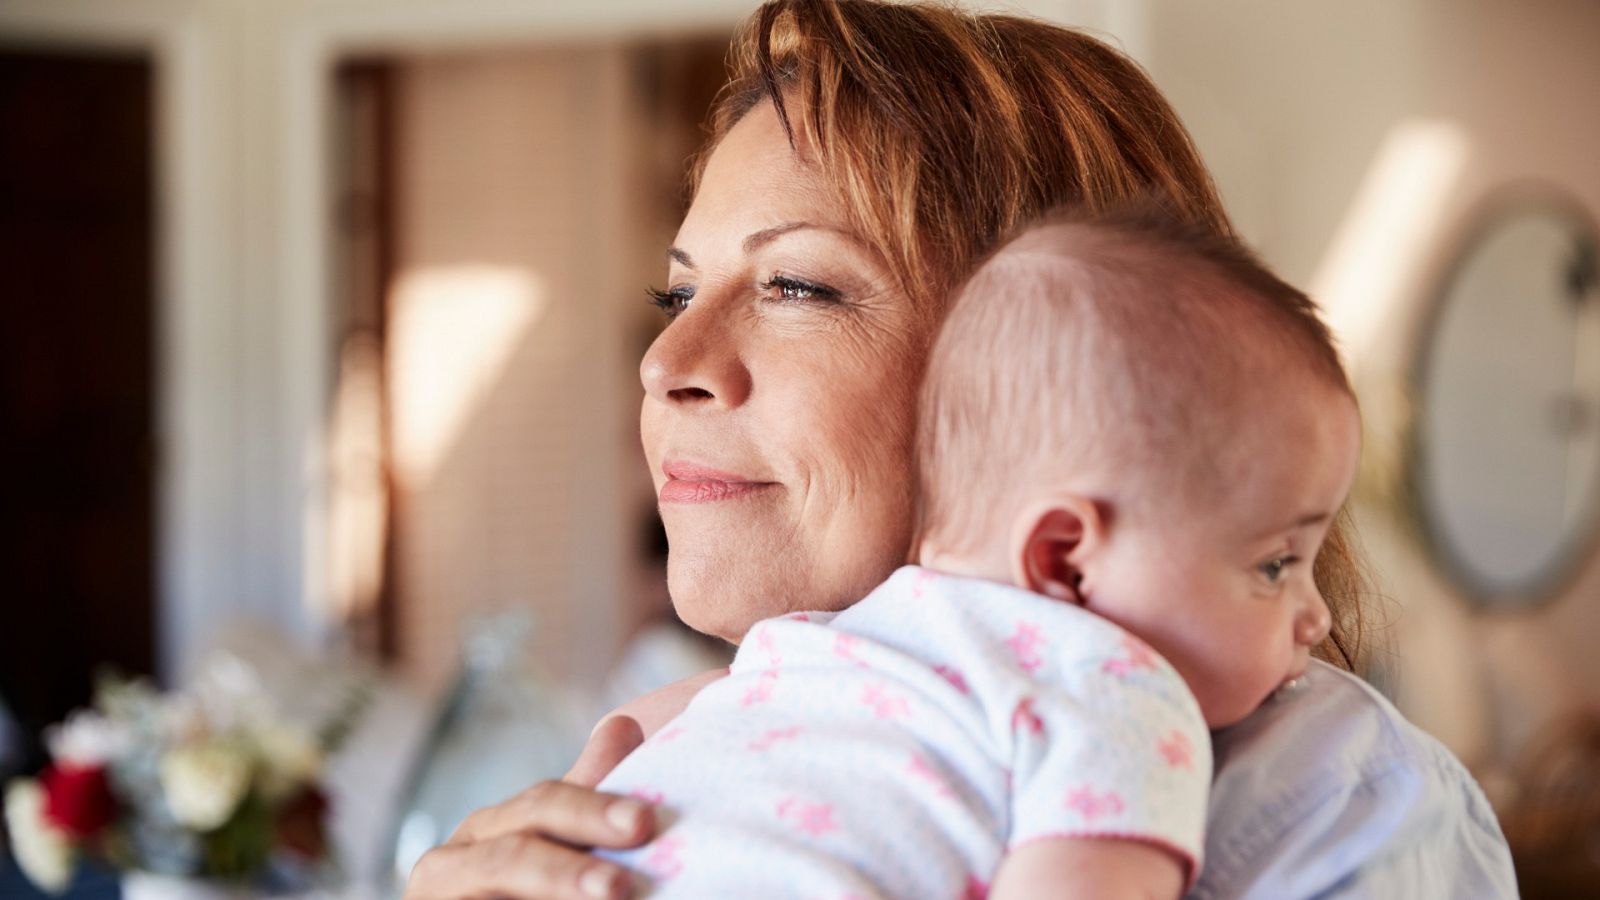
left=676, top=105, right=850, bottom=249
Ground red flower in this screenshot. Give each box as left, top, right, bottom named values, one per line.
left=274, top=786, right=330, bottom=860
left=39, top=763, right=117, bottom=839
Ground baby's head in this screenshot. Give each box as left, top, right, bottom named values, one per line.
left=916, top=208, right=1361, bottom=728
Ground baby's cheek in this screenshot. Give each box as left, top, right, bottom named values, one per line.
left=1200, top=656, right=1275, bottom=728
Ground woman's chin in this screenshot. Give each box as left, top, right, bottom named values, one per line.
left=667, top=545, right=833, bottom=643
left=668, top=597, right=747, bottom=644
left=667, top=553, right=772, bottom=643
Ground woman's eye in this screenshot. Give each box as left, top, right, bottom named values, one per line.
left=646, top=285, right=694, bottom=320
left=759, top=274, right=841, bottom=305
left=1258, top=555, right=1299, bottom=584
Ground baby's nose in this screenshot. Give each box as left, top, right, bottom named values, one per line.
left=1295, top=590, right=1333, bottom=647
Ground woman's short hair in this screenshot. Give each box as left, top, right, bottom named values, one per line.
left=696, top=0, right=1370, bottom=670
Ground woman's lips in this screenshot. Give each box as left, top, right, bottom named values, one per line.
left=659, top=460, right=777, bottom=504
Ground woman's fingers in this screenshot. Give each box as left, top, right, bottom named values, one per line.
left=449, top=779, right=654, bottom=848
left=405, top=831, right=632, bottom=900
left=565, top=715, right=646, bottom=788
left=405, top=717, right=654, bottom=899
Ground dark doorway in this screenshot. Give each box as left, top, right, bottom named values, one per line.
left=0, top=48, right=156, bottom=769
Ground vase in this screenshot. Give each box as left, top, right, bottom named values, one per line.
left=120, top=871, right=259, bottom=900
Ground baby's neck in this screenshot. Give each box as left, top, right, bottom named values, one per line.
left=915, top=546, right=1015, bottom=588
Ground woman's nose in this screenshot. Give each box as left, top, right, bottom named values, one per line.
left=1295, top=589, right=1334, bottom=648
left=639, top=298, right=753, bottom=409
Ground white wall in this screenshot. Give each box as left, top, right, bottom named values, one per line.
left=1142, top=0, right=1424, bottom=284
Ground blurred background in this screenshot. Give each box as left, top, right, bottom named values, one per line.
left=0, top=0, right=1596, bottom=896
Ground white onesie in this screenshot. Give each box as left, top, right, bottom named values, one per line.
left=596, top=566, right=1210, bottom=898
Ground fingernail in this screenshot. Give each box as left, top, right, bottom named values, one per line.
left=606, top=798, right=646, bottom=834
left=580, top=863, right=623, bottom=899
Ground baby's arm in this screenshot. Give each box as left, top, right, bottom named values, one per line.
left=990, top=837, right=1183, bottom=900
left=998, top=627, right=1209, bottom=900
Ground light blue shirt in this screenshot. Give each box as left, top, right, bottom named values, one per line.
left=1190, top=659, right=1517, bottom=898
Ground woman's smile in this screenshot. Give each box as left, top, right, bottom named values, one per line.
left=658, top=460, right=779, bottom=504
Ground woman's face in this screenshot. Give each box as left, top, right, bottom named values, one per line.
left=639, top=102, right=935, bottom=642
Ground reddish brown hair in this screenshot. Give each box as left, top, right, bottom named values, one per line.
left=696, top=0, right=1368, bottom=669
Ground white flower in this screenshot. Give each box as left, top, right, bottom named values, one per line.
left=4, top=778, right=76, bottom=894
left=252, top=723, right=323, bottom=802
left=44, top=710, right=131, bottom=768
left=159, top=741, right=251, bottom=831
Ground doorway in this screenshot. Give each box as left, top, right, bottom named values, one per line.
left=0, top=47, right=156, bottom=768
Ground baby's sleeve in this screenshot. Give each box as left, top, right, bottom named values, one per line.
left=1006, top=632, right=1212, bottom=888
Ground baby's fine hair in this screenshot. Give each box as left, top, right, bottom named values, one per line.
left=916, top=204, right=1354, bottom=555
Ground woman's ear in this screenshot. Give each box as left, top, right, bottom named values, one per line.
left=1009, top=496, right=1105, bottom=604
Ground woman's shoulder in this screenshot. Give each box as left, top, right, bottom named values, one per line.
left=1193, top=660, right=1517, bottom=899
left=1211, top=658, right=1455, bottom=785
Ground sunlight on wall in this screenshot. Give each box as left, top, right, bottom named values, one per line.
left=388, top=265, right=546, bottom=483
left=1313, top=119, right=1471, bottom=371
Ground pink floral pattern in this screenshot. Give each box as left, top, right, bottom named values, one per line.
left=749, top=726, right=804, bottom=752
left=1101, top=634, right=1160, bottom=678
left=1004, top=622, right=1044, bottom=673
left=644, top=835, right=685, bottom=879
left=1064, top=785, right=1126, bottom=822
left=933, top=664, right=970, bottom=694
left=756, top=628, right=783, bottom=666
left=862, top=683, right=910, bottom=720
left=906, top=753, right=957, bottom=798
left=776, top=797, right=838, bottom=836
left=1012, top=697, right=1045, bottom=736
left=1158, top=729, right=1194, bottom=770
left=832, top=634, right=868, bottom=668
left=741, top=669, right=780, bottom=707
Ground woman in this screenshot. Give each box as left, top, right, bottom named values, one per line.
left=406, top=2, right=1515, bottom=897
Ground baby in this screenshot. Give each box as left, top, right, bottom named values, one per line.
left=596, top=208, right=1362, bottom=898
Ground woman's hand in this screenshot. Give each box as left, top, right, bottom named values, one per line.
left=403, top=669, right=728, bottom=899
left=403, top=716, right=653, bottom=900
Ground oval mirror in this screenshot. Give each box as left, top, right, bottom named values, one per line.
left=1413, top=196, right=1600, bottom=608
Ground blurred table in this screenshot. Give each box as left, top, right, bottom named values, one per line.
left=0, top=856, right=118, bottom=900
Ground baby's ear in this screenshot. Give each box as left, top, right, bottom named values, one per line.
left=1010, top=495, right=1105, bottom=604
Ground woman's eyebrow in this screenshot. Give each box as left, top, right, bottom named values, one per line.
left=667, top=221, right=866, bottom=270
left=742, top=221, right=811, bottom=252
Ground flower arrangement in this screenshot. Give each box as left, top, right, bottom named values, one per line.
left=4, top=667, right=363, bottom=895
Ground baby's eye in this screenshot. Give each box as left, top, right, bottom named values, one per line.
left=1258, top=555, right=1299, bottom=584
left=646, top=285, right=694, bottom=320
